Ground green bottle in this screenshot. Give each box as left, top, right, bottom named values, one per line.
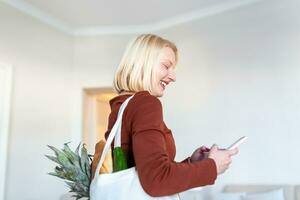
left=113, top=147, right=128, bottom=172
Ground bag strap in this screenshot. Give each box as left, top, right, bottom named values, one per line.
left=94, top=94, right=135, bottom=178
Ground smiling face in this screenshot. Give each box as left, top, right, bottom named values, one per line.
left=152, top=46, right=177, bottom=97
left=113, top=34, right=178, bottom=96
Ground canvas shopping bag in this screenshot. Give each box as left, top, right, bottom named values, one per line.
left=89, top=94, right=181, bottom=200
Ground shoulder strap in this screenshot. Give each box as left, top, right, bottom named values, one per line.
left=94, top=94, right=135, bottom=178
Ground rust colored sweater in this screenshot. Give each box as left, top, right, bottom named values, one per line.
left=100, top=90, right=217, bottom=196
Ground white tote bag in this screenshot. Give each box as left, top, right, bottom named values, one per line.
left=90, top=94, right=181, bottom=200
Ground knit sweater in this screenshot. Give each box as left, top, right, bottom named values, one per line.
left=95, top=90, right=217, bottom=196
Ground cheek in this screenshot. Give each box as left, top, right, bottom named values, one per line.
left=154, top=65, right=168, bottom=85
left=155, top=69, right=164, bottom=81
left=159, top=68, right=168, bottom=78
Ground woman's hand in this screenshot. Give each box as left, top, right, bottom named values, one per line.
left=190, top=145, right=210, bottom=162
left=208, top=144, right=238, bottom=175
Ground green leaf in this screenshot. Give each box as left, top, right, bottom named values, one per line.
left=48, top=172, right=65, bottom=180
left=75, top=142, right=81, bottom=156
left=47, top=145, right=62, bottom=157
left=80, top=144, right=89, bottom=175
left=46, top=142, right=91, bottom=199
left=57, top=151, right=73, bottom=168
left=45, top=155, right=60, bottom=164
left=63, top=143, right=81, bottom=169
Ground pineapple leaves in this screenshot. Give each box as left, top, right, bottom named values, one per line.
left=46, top=143, right=91, bottom=199
left=80, top=144, right=91, bottom=179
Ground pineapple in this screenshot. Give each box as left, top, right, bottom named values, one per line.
left=45, top=143, right=92, bottom=200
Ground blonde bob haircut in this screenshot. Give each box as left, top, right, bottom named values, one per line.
left=113, top=34, right=178, bottom=95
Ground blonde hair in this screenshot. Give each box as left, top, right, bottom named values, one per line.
left=113, top=34, right=178, bottom=95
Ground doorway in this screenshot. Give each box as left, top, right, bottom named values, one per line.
left=82, top=87, right=117, bottom=154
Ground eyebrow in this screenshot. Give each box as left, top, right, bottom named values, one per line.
left=163, top=60, right=174, bottom=66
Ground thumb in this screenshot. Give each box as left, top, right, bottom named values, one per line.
left=228, top=148, right=239, bottom=156
left=210, top=144, right=219, bottom=152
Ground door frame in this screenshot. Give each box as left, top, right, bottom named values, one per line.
left=0, top=63, right=13, bottom=200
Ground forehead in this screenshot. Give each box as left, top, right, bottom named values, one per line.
left=158, top=47, right=176, bottom=65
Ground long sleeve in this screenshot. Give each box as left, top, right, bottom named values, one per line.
left=180, top=157, right=191, bottom=163
left=131, top=94, right=217, bottom=197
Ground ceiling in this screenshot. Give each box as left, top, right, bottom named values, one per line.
left=2, top=0, right=263, bottom=35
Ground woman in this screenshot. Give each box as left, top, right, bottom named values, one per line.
left=92, top=34, right=238, bottom=197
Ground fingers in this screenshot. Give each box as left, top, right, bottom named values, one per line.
left=226, top=157, right=232, bottom=165
left=200, top=145, right=210, bottom=152
left=199, top=146, right=206, bottom=150
left=228, top=148, right=239, bottom=156
left=210, top=144, right=219, bottom=151
left=209, top=145, right=238, bottom=175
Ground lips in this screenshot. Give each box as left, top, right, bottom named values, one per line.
left=160, top=81, right=167, bottom=90
left=160, top=82, right=165, bottom=90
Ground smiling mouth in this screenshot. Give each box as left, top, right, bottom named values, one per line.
left=160, top=81, right=167, bottom=90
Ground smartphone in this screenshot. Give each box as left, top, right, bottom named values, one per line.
left=227, top=136, right=248, bottom=150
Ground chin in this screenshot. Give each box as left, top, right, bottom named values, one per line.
left=152, top=90, right=164, bottom=97
left=156, top=90, right=164, bottom=97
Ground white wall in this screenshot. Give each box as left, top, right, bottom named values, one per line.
left=0, top=3, right=74, bottom=200
left=1, top=0, right=300, bottom=199
left=71, top=35, right=134, bottom=152
left=158, top=0, right=300, bottom=190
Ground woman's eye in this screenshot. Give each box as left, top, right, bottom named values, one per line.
left=163, top=64, right=168, bottom=69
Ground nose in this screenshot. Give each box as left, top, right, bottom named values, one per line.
left=169, top=69, right=176, bottom=82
